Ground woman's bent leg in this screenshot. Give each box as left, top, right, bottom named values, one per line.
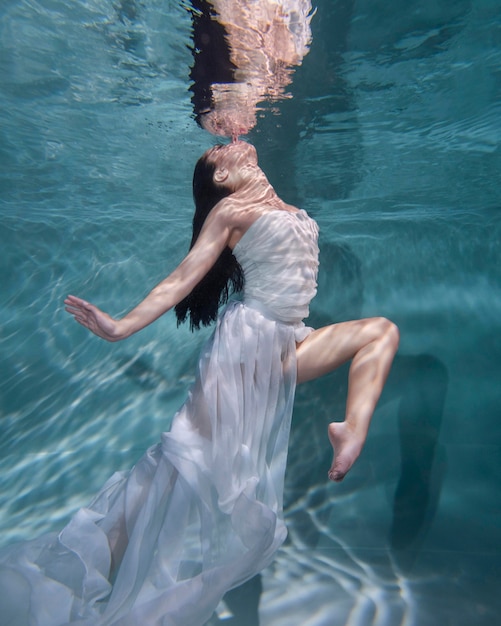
left=296, top=317, right=399, bottom=481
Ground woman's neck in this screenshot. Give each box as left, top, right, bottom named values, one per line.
left=232, top=173, right=281, bottom=206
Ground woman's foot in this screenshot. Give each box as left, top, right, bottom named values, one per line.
left=327, top=421, right=366, bottom=482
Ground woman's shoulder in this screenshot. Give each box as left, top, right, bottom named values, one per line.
left=211, top=198, right=261, bottom=231
left=212, top=194, right=306, bottom=250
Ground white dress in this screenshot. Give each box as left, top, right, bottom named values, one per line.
left=0, top=209, right=319, bottom=626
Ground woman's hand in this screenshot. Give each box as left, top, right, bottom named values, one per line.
left=64, top=295, right=123, bottom=342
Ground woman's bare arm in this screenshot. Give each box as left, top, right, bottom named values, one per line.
left=65, top=206, right=233, bottom=341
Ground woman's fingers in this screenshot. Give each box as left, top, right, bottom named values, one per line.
left=64, top=295, right=96, bottom=317
left=64, top=295, right=90, bottom=310
left=64, top=295, right=96, bottom=330
left=64, top=295, right=119, bottom=341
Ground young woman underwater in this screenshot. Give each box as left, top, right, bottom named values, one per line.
left=0, top=140, right=399, bottom=626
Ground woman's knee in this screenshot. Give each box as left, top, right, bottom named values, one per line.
left=377, top=317, right=400, bottom=352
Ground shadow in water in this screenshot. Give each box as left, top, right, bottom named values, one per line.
left=388, top=353, right=448, bottom=571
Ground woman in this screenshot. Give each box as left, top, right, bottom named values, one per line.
left=1, top=141, right=398, bottom=626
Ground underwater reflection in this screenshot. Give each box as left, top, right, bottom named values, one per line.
left=189, top=0, right=314, bottom=137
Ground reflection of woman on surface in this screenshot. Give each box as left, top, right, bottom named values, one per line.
left=190, top=0, right=313, bottom=137
left=52, top=140, right=400, bottom=625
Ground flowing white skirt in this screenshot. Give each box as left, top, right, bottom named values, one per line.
left=0, top=301, right=309, bottom=626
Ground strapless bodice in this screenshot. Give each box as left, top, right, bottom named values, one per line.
left=233, top=209, right=319, bottom=329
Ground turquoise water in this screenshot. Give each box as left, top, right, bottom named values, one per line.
left=1, top=1, right=501, bottom=624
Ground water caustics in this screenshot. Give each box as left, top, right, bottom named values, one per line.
left=1, top=0, right=501, bottom=625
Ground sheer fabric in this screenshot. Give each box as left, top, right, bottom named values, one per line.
left=0, top=209, right=319, bottom=626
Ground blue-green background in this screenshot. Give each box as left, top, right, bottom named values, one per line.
left=1, top=1, right=500, bottom=624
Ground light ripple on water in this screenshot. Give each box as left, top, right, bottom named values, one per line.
left=1, top=0, right=501, bottom=624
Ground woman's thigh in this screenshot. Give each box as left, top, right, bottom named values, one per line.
left=296, top=317, right=394, bottom=384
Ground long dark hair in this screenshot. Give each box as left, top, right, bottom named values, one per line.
left=174, top=150, right=244, bottom=330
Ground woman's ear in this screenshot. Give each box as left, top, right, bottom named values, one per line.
left=214, top=167, right=229, bottom=184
